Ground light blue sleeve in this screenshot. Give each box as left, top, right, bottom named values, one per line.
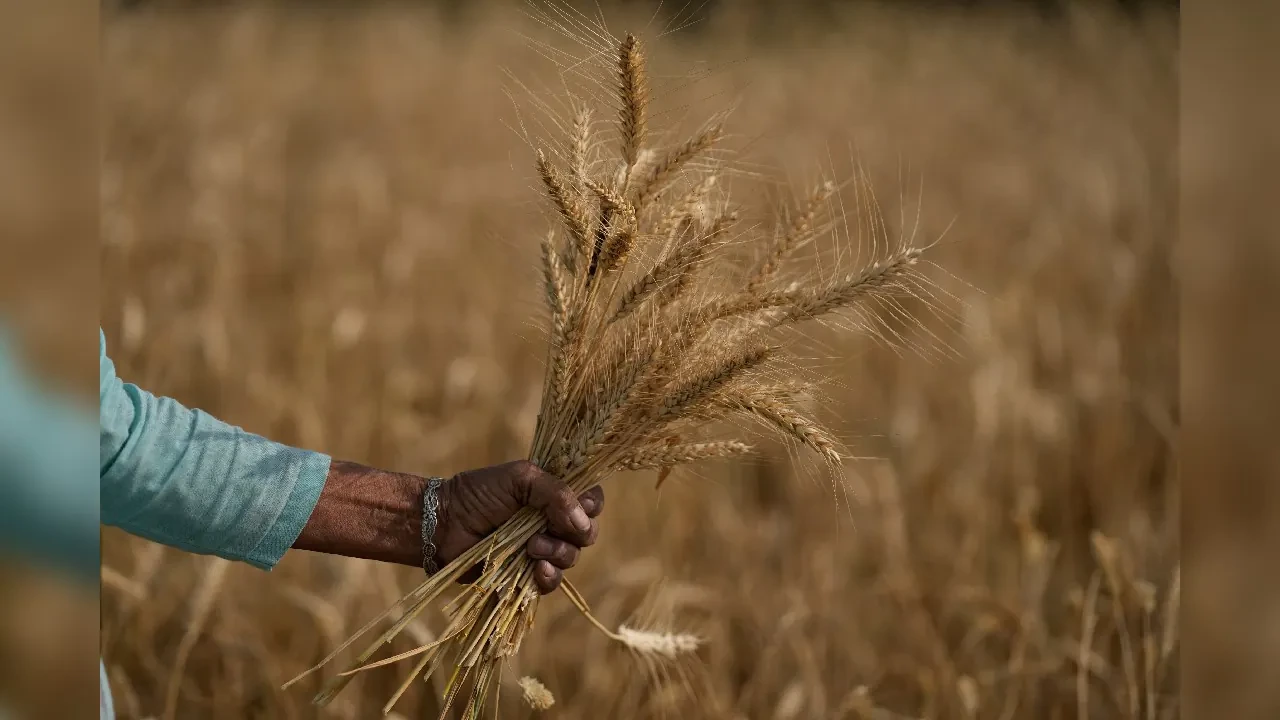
left=0, top=326, right=100, bottom=580
left=99, top=329, right=330, bottom=570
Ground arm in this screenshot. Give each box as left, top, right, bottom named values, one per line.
left=293, top=459, right=604, bottom=593
left=100, top=329, right=604, bottom=591
left=99, top=329, right=330, bottom=569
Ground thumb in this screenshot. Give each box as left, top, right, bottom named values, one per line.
left=510, top=461, right=593, bottom=543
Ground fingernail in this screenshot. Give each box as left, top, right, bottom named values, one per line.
left=569, top=506, right=591, bottom=534
left=529, top=536, right=554, bottom=558
left=538, top=560, right=556, bottom=580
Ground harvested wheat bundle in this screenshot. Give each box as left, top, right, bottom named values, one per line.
left=283, top=31, right=938, bottom=719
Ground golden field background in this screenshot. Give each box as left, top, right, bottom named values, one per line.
left=97, top=2, right=1178, bottom=718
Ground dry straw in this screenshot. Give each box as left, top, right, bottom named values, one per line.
left=283, top=30, right=935, bottom=719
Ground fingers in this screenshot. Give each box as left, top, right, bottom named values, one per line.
left=511, top=461, right=594, bottom=545
left=533, top=560, right=562, bottom=594
left=527, top=533, right=579, bottom=570
left=579, top=485, right=605, bottom=518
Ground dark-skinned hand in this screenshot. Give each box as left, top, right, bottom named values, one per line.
left=435, top=460, right=602, bottom=594
left=293, top=459, right=602, bottom=595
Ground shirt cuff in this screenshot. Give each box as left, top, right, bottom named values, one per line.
left=241, top=450, right=331, bottom=570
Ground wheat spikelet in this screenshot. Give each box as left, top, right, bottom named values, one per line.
left=518, top=677, right=555, bottom=711
left=749, top=180, right=837, bottom=289
left=585, top=179, right=639, bottom=274
left=785, top=246, right=924, bottom=322
left=617, top=33, right=648, bottom=185
left=657, top=174, right=718, bottom=242
left=699, top=291, right=797, bottom=326
left=570, top=104, right=593, bottom=196
left=723, top=391, right=842, bottom=464
left=596, top=223, right=637, bottom=276
left=536, top=149, right=592, bottom=270
left=552, top=333, right=659, bottom=474
left=545, top=302, right=582, bottom=417
left=616, top=440, right=753, bottom=471
left=614, top=210, right=735, bottom=321
left=655, top=344, right=775, bottom=420
left=658, top=210, right=737, bottom=305
left=616, top=626, right=703, bottom=659
left=540, top=231, right=570, bottom=340
left=633, top=122, right=724, bottom=210
left=613, top=245, right=698, bottom=320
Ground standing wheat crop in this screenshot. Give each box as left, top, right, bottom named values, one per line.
left=284, top=28, right=937, bottom=719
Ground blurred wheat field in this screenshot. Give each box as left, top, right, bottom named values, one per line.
left=98, top=2, right=1179, bottom=719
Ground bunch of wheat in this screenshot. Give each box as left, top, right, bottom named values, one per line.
left=284, top=31, right=935, bottom=719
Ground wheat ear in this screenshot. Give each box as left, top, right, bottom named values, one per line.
left=617, top=33, right=649, bottom=188
left=614, top=210, right=736, bottom=321
left=632, top=122, right=725, bottom=210
left=616, top=440, right=754, bottom=471
left=585, top=179, right=639, bottom=275
left=723, top=391, right=842, bottom=464
left=536, top=149, right=592, bottom=272
left=748, top=180, right=837, bottom=289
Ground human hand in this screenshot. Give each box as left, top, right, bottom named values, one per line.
left=293, top=459, right=602, bottom=595
left=435, top=460, right=603, bottom=594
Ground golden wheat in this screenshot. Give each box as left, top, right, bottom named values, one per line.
left=283, top=29, right=937, bottom=719
left=97, top=6, right=1180, bottom=719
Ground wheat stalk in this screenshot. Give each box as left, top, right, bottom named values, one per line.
left=285, top=30, right=938, bottom=719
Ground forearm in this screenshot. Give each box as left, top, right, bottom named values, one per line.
left=291, top=460, right=426, bottom=568
left=100, top=329, right=329, bottom=569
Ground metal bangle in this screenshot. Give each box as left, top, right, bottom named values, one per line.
left=421, top=476, right=444, bottom=575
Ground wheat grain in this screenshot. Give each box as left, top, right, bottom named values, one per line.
left=518, top=676, right=555, bottom=711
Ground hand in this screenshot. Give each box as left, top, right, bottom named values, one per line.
left=436, top=460, right=603, bottom=594
left=293, top=459, right=603, bottom=596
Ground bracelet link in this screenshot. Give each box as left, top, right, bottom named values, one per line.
left=421, top=476, right=444, bottom=575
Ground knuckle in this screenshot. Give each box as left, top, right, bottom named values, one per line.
left=558, top=544, right=579, bottom=567
left=586, top=487, right=605, bottom=514
left=510, top=459, right=539, bottom=481
left=556, top=486, right=579, bottom=510
left=542, top=572, right=562, bottom=593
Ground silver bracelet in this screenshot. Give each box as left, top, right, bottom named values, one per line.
left=421, top=476, right=444, bottom=575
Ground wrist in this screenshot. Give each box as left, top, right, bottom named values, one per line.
left=421, top=476, right=445, bottom=574
left=292, top=460, right=426, bottom=568
left=431, top=475, right=461, bottom=567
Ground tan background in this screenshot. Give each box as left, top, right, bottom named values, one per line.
left=96, top=3, right=1178, bottom=719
